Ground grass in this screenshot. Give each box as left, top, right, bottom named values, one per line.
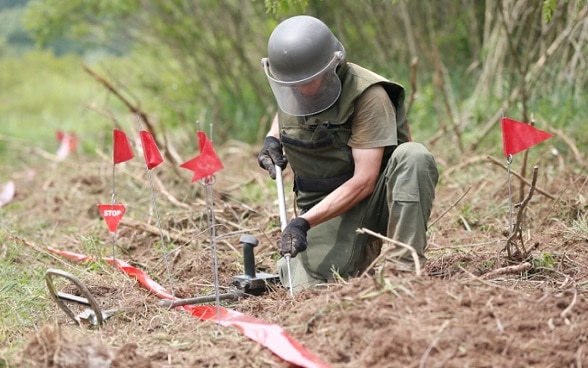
left=0, top=50, right=126, bottom=171
left=0, top=233, right=53, bottom=353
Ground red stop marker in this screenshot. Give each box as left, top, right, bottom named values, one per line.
left=98, top=204, right=126, bottom=232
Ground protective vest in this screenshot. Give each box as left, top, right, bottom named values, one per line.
left=278, top=63, right=410, bottom=210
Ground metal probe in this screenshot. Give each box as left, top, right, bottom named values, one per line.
left=275, top=165, right=294, bottom=297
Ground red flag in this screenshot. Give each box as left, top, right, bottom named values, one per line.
left=501, top=118, right=553, bottom=157
left=113, top=129, right=135, bottom=164
left=97, top=204, right=126, bottom=232
left=180, top=131, right=224, bottom=182
left=55, top=130, right=78, bottom=161
left=139, top=130, right=164, bottom=169
left=56, top=130, right=78, bottom=151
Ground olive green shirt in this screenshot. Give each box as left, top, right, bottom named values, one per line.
left=348, top=84, right=398, bottom=149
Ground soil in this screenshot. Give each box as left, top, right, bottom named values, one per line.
left=2, top=139, right=587, bottom=367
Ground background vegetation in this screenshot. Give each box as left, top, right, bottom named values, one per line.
left=1, top=0, right=586, bottom=163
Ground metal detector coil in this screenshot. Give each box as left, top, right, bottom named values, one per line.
left=45, top=269, right=116, bottom=326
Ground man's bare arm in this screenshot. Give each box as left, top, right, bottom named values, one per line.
left=300, top=147, right=384, bottom=227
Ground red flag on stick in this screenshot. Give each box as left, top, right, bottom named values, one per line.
left=501, top=118, right=553, bottom=157
left=97, top=204, right=126, bottom=233
left=180, top=131, right=224, bottom=182
left=55, top=130, right=78, bottom=161
left=56, top=130, right=78, bottom=151
left=113, top=129, right=135, bottom=164
left=140, top=130, right=164, bottom=169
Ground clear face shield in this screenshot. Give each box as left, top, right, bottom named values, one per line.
left=262, top=51, right=344, bottom=116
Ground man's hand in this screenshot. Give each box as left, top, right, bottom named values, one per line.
left=279, top=217, right=310, bottom=258
left=257, top=136, right=287, bottom=179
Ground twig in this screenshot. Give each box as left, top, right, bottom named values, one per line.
left=356, top=227, right=421, bottom=276
left=486, top=155, right=555, bottom=200
left=150, top=172, right=191, bottom=210
left=358, top=244, right=407, bottom=279
left=560, top=289, right=578, bottom=319
left=458, top=265, right=527, bottom=294
left=539, top=175, right=585, bottom=227
left=546, top=124, right=585, bottom=167
left=406, top=57, right=418, bottom=115
left=482, top=262, right=532, bottom=279
left=469, top=107, right=509, bottom=152
left=419, top=320, right=450, bottom=368
left=429, top=187, right=472, bottom=228
left=82, top=64, right=182, bottom=175
left=119, top=217, right=192, bottom=245
left=441, top=155, right=486, bottom=180
left=31, top=147, right=63, bottom=163
left=505, top=166, right=539, bottom=258
left=576, top=345, right=583, bottom=368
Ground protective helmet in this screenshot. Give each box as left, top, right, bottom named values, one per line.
left=262, top=16, right=346, bottom=116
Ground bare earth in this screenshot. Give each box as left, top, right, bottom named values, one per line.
left=3, top=139, right=587, bottom=367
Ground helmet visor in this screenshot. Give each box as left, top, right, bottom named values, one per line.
left=263, top=52, right=344, bottom=116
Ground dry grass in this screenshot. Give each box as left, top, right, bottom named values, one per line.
left=1, top=139, right=587, bottom=367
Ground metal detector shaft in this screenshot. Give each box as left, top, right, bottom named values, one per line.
left=160, top=290, right=242, bottom=308
left=275, top=166, right=288, bottom=230
left=275, top=165, right=294, bottom=297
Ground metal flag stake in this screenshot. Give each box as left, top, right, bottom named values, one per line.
left=202, top=122, right=221, bottom=321
left=275, top=165, right=294, bottom=297
left=108, top=121, right=134, bottom=265
left=201, top=173, right=222, bottom=321
left=178, top=121, right=226, bottom=321
left=136, top=116, right=175, bottom=297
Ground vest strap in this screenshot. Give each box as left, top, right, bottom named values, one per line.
left=294, top=171, right=353, bottom=193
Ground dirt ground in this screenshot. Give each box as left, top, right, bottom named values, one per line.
left=2, top=138, right=587, bottom=367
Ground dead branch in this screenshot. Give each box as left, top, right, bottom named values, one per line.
left=458, top=265, right=529, bottom=294
left=406, top=57, right=418, bottom=115
left=546, top=124, right=585, bottom=167
left=419, top=320, right=450, bottom=368
left=150, top=172, right=191, bottom=210
left=82, top=64, right=183, bottom=175
left=482, top=262, right=532, bottom=279
left=440, top=155, right=487, bottom=180
left=119, top=217, right=193, bottom=245
left=428, top=187, right=472, bottom=228
left=505, top=165, right=539, bottom=259
left=356, top=227, right=421, bottom=276
left=486, top=155, right=555, bottom=199
left=432, top=50, right=463, bottom=153
left=560, top=289, right=578, bottom=319
left=469, top=106, right=510, bottom=152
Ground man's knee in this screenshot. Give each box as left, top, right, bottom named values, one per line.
left=393, top=142, right=436, bottom=169
left=388, top=142, right=438, bottom=184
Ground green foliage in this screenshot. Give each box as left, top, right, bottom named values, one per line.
left=0, top=233, right=53, bottom=350
left=531, top=252, right=556, bottom=270
left=22, top=0, right=138, bottom=50
left=543, top=0, right=559, bottom=22
left=0, top=50, right=125, bottom=170
left=263, top=0, right=309, bottom=15
left=543, top=0, right=587, bottom=22
left=0, top=0, right=585, bottom=152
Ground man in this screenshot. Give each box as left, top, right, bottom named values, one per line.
left=257, top=15, right=438, bottom=290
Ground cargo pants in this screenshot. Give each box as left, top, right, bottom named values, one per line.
left=277, top=142, right=439, bottom=290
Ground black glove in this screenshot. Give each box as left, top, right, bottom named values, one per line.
left=257, top=136, right=287, bottom=180
left=279, top=217, right=310, bottom=258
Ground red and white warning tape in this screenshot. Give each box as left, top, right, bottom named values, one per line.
left=46, top=246, right=331, bottom=368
